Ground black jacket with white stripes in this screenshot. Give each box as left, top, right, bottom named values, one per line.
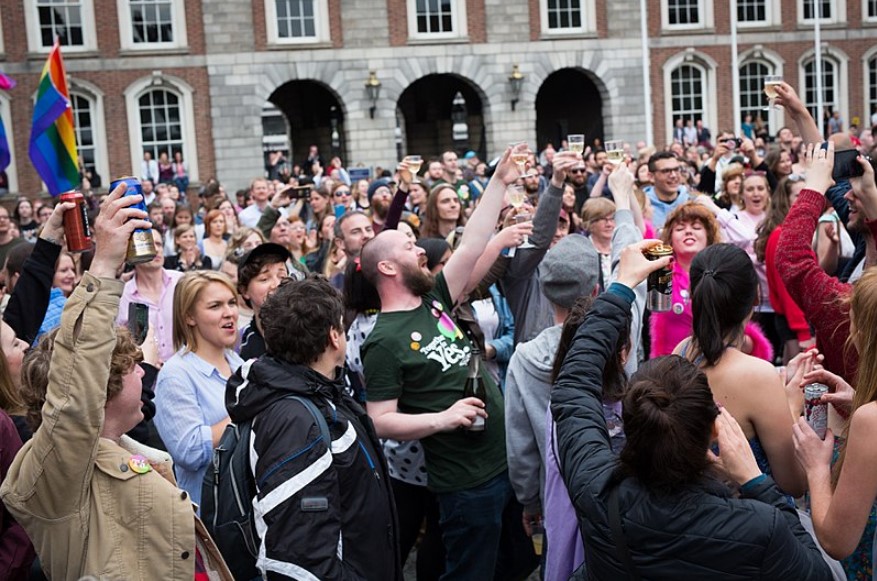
left=227, top=355, right=402, bottom=581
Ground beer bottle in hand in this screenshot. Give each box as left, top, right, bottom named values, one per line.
left=463, top=348, right=486, bottom=433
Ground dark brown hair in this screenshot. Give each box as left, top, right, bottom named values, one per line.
left=619, top=355, right=719, bottom=494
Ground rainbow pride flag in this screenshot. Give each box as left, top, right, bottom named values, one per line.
left=29, top=41, right=78, bottom=196
left=0, top=71, right=13, bottom=173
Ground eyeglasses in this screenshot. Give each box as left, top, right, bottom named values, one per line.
left=654, top=167, right=682, bottom=175
left=569, top=169, right=586, bottom=174
left=334, top=190, right=351, bottom=197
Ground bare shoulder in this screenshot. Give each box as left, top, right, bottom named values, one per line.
left=851, top=402, right=877, bottom=431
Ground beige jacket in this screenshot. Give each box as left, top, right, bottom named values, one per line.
left=0, top=273, right=232, bottom=580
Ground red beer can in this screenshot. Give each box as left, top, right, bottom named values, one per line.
left=60, top=191, right=92, bottom=252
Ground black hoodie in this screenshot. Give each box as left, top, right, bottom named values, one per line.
left=226, top=355, right=401, bottom=580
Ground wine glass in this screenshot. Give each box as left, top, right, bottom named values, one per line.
left=763, top=75, right=783, bottom=110
left=404, top=155, right=422, bottom=175
left=568, top=134, right=585, bottom=154
left=604, top=140, right=624, bottom=165
left=509, top=142, right=530, bottom=176
left=506, top=184, right=534, bottom=249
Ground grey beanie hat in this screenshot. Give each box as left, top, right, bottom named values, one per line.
left=539, top=234, right=601, bottom=309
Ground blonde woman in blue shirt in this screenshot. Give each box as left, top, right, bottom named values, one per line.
left=155, top=271, right=243, bottom=507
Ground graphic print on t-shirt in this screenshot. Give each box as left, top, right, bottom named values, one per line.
left=410, top=300, right=469, bottom=372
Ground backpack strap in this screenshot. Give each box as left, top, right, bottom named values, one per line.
left=286, top=395, right=331, bottom=446
left=608, top=483, right=641, bottom=580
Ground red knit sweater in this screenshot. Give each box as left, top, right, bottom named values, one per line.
left=776, top=189, right=877, bottom=382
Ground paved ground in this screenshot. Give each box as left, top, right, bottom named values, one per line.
left=402, top=549, right=541, bottom=580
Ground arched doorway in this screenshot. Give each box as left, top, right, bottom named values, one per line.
left=536, top=69, right=605, bottom=151
left=396, top=74, right=487, bottom=161
left=268, top=80, right=346, bottom=171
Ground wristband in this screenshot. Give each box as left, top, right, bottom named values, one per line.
left=740, top=473, right=767, bottom=494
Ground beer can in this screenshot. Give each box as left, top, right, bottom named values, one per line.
left=643, top=243, right=673, bottom=312
left=804, top=383, right=829, bottom=439
left=59, top=190, right=92, bottom=253
left=110, top=176, right=156, bottom=264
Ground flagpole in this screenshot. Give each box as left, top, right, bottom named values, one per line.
left=640, top=0, right=653, bottom=146
left=730, top=0, right=741, bottom=137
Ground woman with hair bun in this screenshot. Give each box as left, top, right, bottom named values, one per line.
left=551, top=239, right=832, bottom=579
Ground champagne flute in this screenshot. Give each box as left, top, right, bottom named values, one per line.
left=604, top=140, right=625, bottom=165
left=509, top=142, right=530, bottom=176
left=763, top=75, right=782, bottom=110
left=506, top=184, right=535, bottom=249
left=404, top=154, right=422, bottom=175
left=568, top=134, right=585, bottom=154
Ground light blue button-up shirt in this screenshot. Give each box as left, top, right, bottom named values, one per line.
left=154, top=348, right=243, bottom=508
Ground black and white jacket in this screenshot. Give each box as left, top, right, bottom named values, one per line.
left=226, top=355, right=401, bottom=580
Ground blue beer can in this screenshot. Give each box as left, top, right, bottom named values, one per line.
left=109, top=176, right=157, bottom=264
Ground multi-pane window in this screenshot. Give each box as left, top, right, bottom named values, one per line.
left=803, top=58, right=837, bottom=123
left=276, top=0, right=317, bottom=39
left=37, top=0, right=85, bottom=47
left=868, top=0, right=877, bottom=18
left=670, top=64, right=704, bottom=124
left=130, top=0, right=174, bottom=44
left=738, top=0, right=766, bottom=22
left=802, top=0, right=832, bottom=20
left=667, top=0, right=701, bottom=26
left=139, top=89, right=183, bottom=162
left=546, top=0, right=582, bottom=30
left=415, top=0, right=454, bottom=34
left=70, top=93, right=96, bottom=177
left=739, top=62, right=770, bottom=131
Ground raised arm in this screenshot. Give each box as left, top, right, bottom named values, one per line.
left=4, top=201, right=71, bottom=344
left=775, top=83, right=822, bottom=145
left=443, top=147, right=519, bottom=303
left=1, top=184, right=150, bottom=517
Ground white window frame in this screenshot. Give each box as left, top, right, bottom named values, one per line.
left=68, top=80, right=109, bottom=190
left=0, top=7, right=5, bottom=55
left=737, top=48, right=786, bottom=132
left=662, top=0, right=714, bottom=31
left=265, top=0, right=331, bottom=45
left=117, top=0, right=187, bottom=51
left=798, top=47, right=849, bottom=133
left=736, top=0, right=781, bottom=28
left=0, top=96, right=18, bottom=195
left=539, top=0, right=597, bottom=36
left=25, top=0, right=98, bottom=53
left=864, top=0, right=877, bottom=22
left=862, top=47, right=877, bottom=126
left=798, top=0, right=846, bottom=25
left=124, top=74, right=199, bottom=184
left=407, top=0, right=468, bottom=41
left=663, top=51, right=718, bottom=144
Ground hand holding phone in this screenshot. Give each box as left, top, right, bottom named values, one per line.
left=831, top=149, right=868, bottom=181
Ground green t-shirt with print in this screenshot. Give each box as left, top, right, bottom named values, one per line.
left=362, top=273, right=507, bottom=493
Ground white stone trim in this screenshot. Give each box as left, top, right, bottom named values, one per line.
left=736, top=0, right=782, bottom=28
left=116, top=0, right=188, bottom=51
left=0, top=95, right=18, bottom=195
left=661, top=0, right=714, bottom=32
left=539, top=0, right=596, bottom=36
left=662, top=50, right=718, bottom=144
left=797, top=45, right=849, bottom=131
left=265, top=0, right=331, bottom=45
left=861, top=46, right=877, bottom=126
left=736, top=47, right=786, bottom=131
left=123, top=74, right=199, bottom=184
left=68, top=78, right=109, bottom=190
left=407, top=0, right=468, bottom=41
left=797, top=0, right=846, bottom=25
left=25, top=0, right=98, bottom=53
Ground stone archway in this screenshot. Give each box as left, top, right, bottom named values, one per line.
left=536, top=68, right=605, bottom=151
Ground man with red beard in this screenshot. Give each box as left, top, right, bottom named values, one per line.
left=360, top=147, right=521, bottom=580
left=367, top=178, right=394, bottom=234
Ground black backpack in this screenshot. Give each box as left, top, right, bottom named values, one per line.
left=201, top=395, right=330, bottom=579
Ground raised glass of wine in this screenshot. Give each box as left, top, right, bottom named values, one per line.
left=568, top=134, right=585, bottom=154
left=605, top=140, right=625, bottom=165
left=763, top=75, right=783, bottom=110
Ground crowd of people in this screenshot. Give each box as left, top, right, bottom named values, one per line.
left=0, top=80, right=875, bottom=580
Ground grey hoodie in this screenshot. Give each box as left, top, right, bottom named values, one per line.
left=505, top=325, right=561, bottom=513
